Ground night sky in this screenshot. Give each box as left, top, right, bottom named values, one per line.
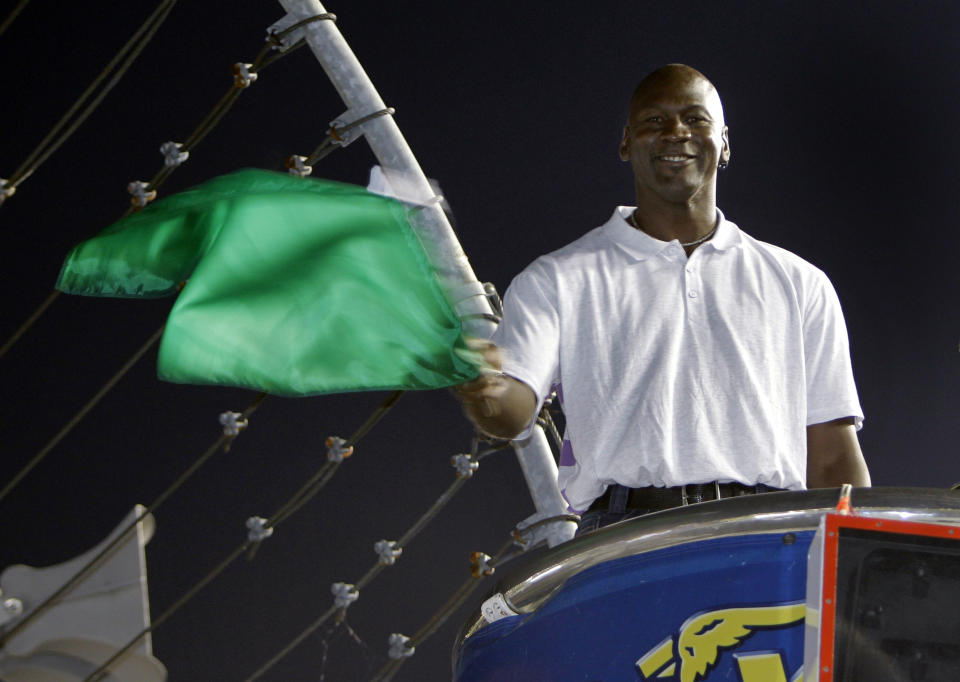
left=2, top=1, right=959, bottom=680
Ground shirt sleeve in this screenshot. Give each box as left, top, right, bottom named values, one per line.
left=490, top=265, right=561, bottom=439
left=803, top=270, right=864, bottom=430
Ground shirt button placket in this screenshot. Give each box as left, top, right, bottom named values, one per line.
left=685, top=261, right=698, bottom=300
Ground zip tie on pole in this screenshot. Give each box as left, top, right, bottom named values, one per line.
left=232, top=63, right=258, bottom=89
left=450, top=454, right=478, bottom=479
left=160, top=141, right=189, bottom=167
left=285, top=155, right=313, bottom=177
left=126, top=180, right=156, bottom=209
left=331, top=582, right=358, bottom=609
left=374, top=539, right=402, bottom=566
left=387, top=633, right=414, bottom=660
left=469, top=551, right=495, bottom=578
left=220, top=411, right=248, bottom=437
left=246, top=516, right=273, bottom=543
left=325, top=436, right=353, bottom=462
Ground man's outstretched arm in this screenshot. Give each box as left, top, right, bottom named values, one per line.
left=451, top=341, right=537, bottom=439
left=806, top=417, right=871, bottom=488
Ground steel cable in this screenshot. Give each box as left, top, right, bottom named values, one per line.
left=368, top=513, right=579, bottom=682
left=265, top=390, right=403, bottom=531
left=0, top=0, right=31, bottom=39
left=3, top=0, right=178, bottom=197
left=0, top=324, right=165, bottom=505
left=0, top=391, right=267, bottom=647
left=82, top=390, right=397, bottom=681
left=0, top=289, right=60, bottom=361
left=0, top=14, right=330, bottom=359
left=242, top=443, right=510, bottom=681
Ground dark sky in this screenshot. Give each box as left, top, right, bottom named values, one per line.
left=2, top=1, right=959, bottom=680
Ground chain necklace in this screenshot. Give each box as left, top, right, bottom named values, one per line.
left=627, top=212, right=717, bottom=248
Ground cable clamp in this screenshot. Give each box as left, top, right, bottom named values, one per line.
left=285, top=155, right=313, bottom=177
left=331, top=582, right=359, bottom=609
left=0, top=178, right=16, bottom=204
left=469, top=551, right=494, bottom=578
left=328, top=107, right=394, bottom=149
left=325, top=436, right=354, bottom=463
left=160, top=141, right=189, bottom=168
left=374, top=539, right=402, bottom=566
left=387, top=633, right=414, bottom=659
left=246, top=516, right=273, bottom=543
left=232, top=63, right=258, bottom=89
left=513, top=511, right=579, bottom=549
left=450, top=454, right=478, bottom=479
left=266, top=12, right=337, bottom=52
left=127, top=181, right=157, bottom=209
left=511, top=527, right=529, bottom=548
left=219, top=411, right=248, bottom=437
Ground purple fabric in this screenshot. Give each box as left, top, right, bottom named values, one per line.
left=558, top=439, right=576, bottom=467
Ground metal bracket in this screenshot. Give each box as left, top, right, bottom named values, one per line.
left=514, top=510, right=577, bottom=549
left=328, top=108, right=393, bottom=148
left=266, top=13, right=303, bottom=50
left=266, top=12, right=336, bottom=52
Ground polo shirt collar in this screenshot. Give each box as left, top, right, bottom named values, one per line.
left=602, top=206, right=742, bottom=261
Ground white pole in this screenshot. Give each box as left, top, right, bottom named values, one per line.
left=275, top=0, right=575, bottom=546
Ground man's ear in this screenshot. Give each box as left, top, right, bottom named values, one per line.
left=721, top=126, right=731, bottom=165
left=618, top=126, right=631, bottom=161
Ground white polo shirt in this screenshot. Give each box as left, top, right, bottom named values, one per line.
left=492, top=207, right=863, bottom=513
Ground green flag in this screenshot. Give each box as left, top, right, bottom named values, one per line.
left=57, top=169, right=479, bottom=395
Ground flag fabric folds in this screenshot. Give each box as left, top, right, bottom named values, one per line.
left=57, top=169, right=479, bottom=395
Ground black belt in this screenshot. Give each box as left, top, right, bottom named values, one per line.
left=588, top=482, right=784, bottom=515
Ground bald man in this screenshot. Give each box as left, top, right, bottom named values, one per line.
left=454, top=64, right=869, bottom=532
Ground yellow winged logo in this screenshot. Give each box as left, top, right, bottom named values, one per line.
left=636, top=602, right=806, bottom=682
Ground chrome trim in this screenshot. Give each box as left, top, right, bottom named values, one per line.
left=456, top=488, right=960, bottom=646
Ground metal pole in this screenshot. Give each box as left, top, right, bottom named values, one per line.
left=275, top=0, right=574, bottom=546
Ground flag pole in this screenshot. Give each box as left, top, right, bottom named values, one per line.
left=275, top=0, right=574, bottom=546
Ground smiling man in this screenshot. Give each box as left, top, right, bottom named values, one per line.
left=454, top=64, right=870, bottom=532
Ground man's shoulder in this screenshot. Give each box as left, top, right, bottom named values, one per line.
left=737, top=230, right=829, bottom=282
left=538, top=224, right=611, bottom=262
left=508, top=225, right=608, bottom=284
